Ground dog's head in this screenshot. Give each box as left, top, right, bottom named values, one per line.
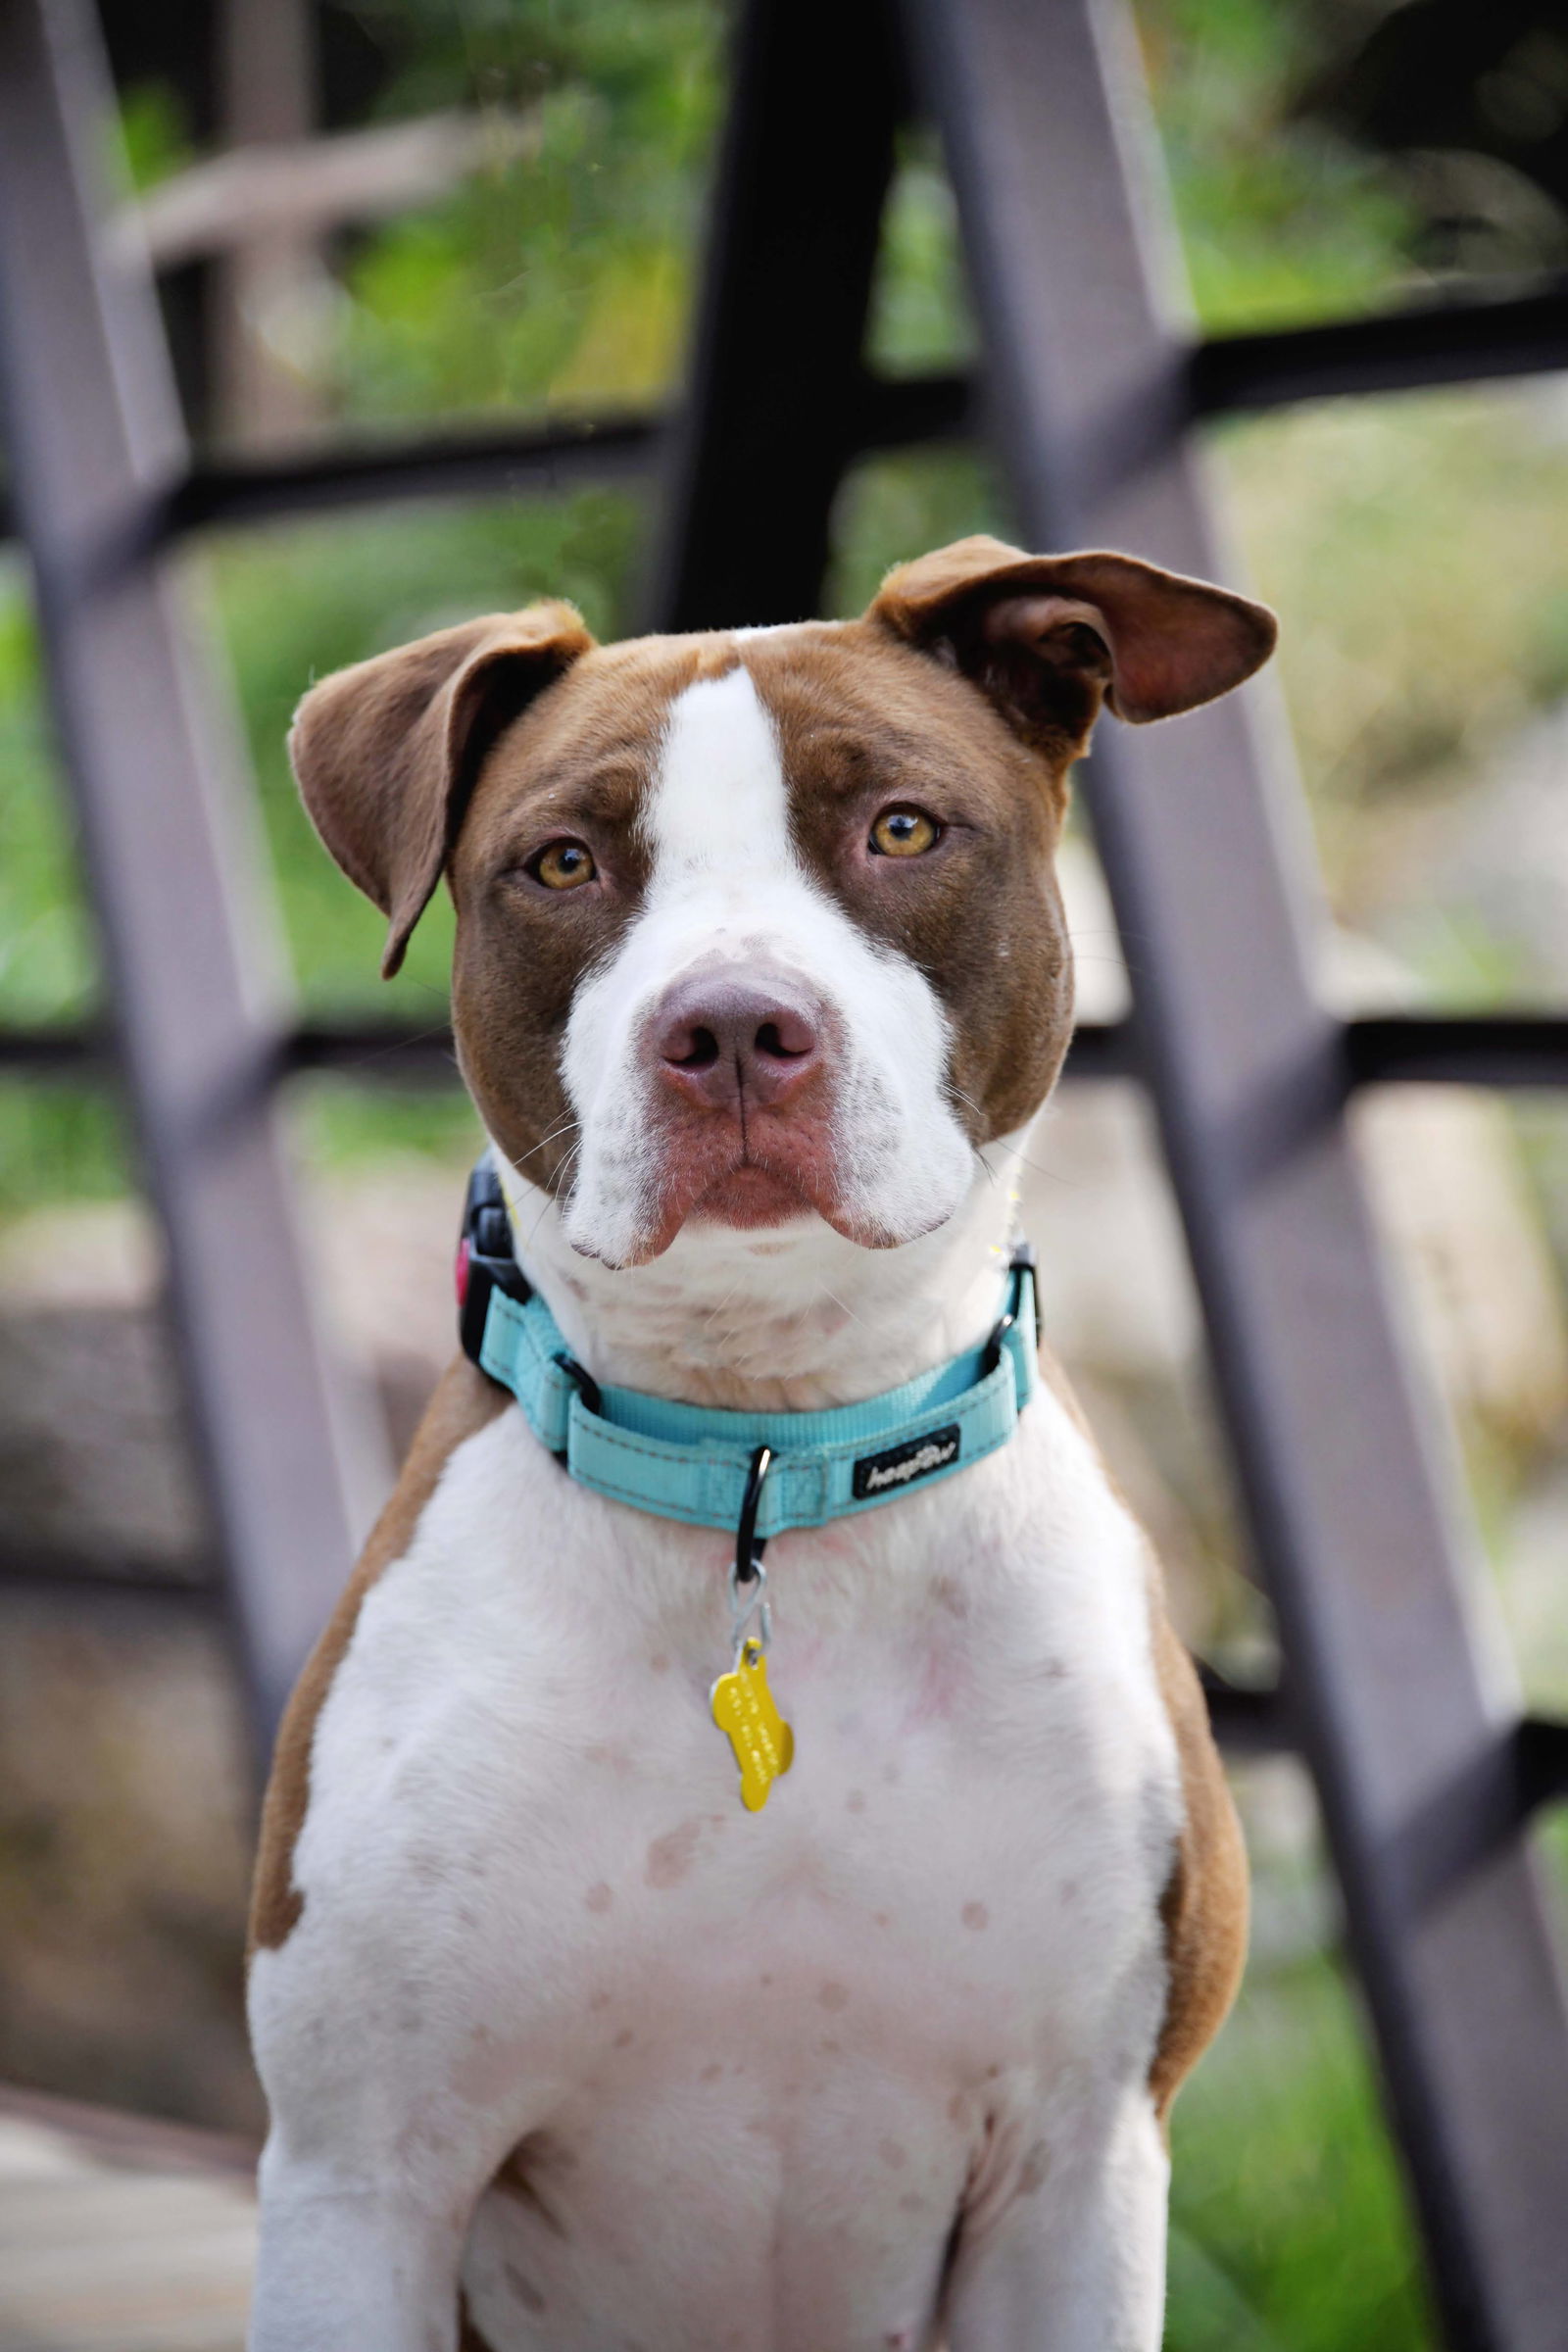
left=291, top=535, right=1273, bottom=1271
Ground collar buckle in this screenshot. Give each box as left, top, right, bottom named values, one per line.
left=456, top=1154, right=532, bottom=1367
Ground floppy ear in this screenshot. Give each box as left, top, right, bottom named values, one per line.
left=869, top=533, right=1276, bottom=752
left=289, top=600, right=595, bottom=977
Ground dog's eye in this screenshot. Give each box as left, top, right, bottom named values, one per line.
left=870, top=807, right=940, bottom=858
left=531, top=840, right=597, bottom=891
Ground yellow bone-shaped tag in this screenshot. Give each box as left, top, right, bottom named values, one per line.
left=710, top=1640, right=795, bottom=1812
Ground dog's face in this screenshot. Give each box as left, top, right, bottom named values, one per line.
left=292, top=536, right=1273, bottom=1270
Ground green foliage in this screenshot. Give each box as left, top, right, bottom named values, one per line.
left=1136, top=0, right=1421, bottom=331
left=866, top=131, right=977, bottom=378
left=0, top=565, right=96, bottom=1027
left=1169, top=1956, right=1430, bottom=2349
left=322, top=0, right=724, bottom=425
left=116, top=78, right=193, bottom=195
left=1219, top=387, right=1568, bottom=939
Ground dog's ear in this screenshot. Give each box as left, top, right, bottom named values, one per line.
left=868, top=534, right=1276, bottom=755
left=289, top=601, right=595, bottom=977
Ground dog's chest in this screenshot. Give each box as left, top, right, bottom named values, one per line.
left=266, top=1397, right=1180, bottom=2347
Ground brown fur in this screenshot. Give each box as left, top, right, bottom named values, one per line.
left=1147, top=1597, right=1250, bottom=2118
left=289, top=602, right=594, bottom=978
left=248, top=1357, right=508, bottom=1955
left=869, top=533, right=1277, bottom=727
left=749, top=623, right=1076, bottom=1143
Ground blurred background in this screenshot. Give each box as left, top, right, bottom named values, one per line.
left=2, top=1, right=1567, bottom=2345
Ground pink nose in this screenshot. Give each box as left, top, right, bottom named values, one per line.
left=654, top=977, right=821, bottom=1109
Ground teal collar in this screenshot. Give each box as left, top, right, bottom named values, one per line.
left=457, top=1155, right=1038, bottom=1546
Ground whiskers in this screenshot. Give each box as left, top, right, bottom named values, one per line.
left=814, top=1279, right=869, bottom=1333
left=514, top=1132, right=584, bottom=1258
left=504, top=1115, right=582, bottom=1177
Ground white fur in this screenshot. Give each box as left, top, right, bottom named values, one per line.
left=559, top=666, right=975, bottom=1269
left=248, top=1242, right=1181, bottom=2350
left=496, top=1129, right=1032, bottom=1410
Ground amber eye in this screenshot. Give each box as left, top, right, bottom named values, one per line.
left=870, top=806, right=940, bottom=858
left=531, top=840, right=597, bottom=891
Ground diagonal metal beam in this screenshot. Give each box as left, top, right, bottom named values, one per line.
left=0, top=0, right=388, bottom=1760
left=904, top=0, right=1568, bottom=2344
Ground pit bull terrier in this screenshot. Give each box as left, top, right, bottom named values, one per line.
left=247, top=534, right=1271, bottom=2351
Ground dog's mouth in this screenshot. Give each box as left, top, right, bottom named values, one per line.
left=691, top=1161, right=811, bottom=1230
left=645, top=1129, right=860, bottom=1261
left=569, top=1113, right=910, bottom=1269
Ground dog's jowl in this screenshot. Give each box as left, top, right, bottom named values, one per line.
left=247, top=536, right=1271, bottom=2352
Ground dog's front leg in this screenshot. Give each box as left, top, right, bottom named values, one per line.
left=944, top=2089, right=1169, bottom=2352
left=248, top=2148, right=475, bottom=2352
left=247, top=1965, right=514, bottom=2352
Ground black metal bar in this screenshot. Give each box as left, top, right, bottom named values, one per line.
left=3, top=369, right=976, bottom=549
left=280, top=1019, right=463, bottom=1083
left=1516, top=1718, right=1568, bottom=1822
left=1198, top=1665, right=1295, bottom=1754
left=11, top=1011, right=1568, bottom=1092
left=645, top=0, right=906, bottom=630
left=0, top=1543, right=216, bottom=1601
left=1193, top=283, right=1568, bottom=418
left=2, top=272, right=1562, bottom=555
left=907, top=1, right=1568, bottom=2344
left=1345, top=1015, right=1568, bottom=1092
left=163, top=412, right=660, bottom=533
left=2, top=272, right=1562, bottom=549
left=0, top=1025, right=111, bottom=1073
left=0, top=0, right=389, bottom=1762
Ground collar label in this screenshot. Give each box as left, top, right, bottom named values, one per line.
left=852, top=1423, right=961, bottom=1499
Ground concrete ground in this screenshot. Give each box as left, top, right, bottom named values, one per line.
left=0, top=2091, right=255, bottom=2352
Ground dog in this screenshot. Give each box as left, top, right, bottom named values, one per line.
left=246, top=533, right=1271, bottom=2351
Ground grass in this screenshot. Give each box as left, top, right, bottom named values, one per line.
left=1166, top=1762, right=1433, bottom=2350
left=1169, top=1956, right=1430, bottom=2349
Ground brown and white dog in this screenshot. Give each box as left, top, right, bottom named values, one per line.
left=246, top=534, right=1269, bottom=2352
